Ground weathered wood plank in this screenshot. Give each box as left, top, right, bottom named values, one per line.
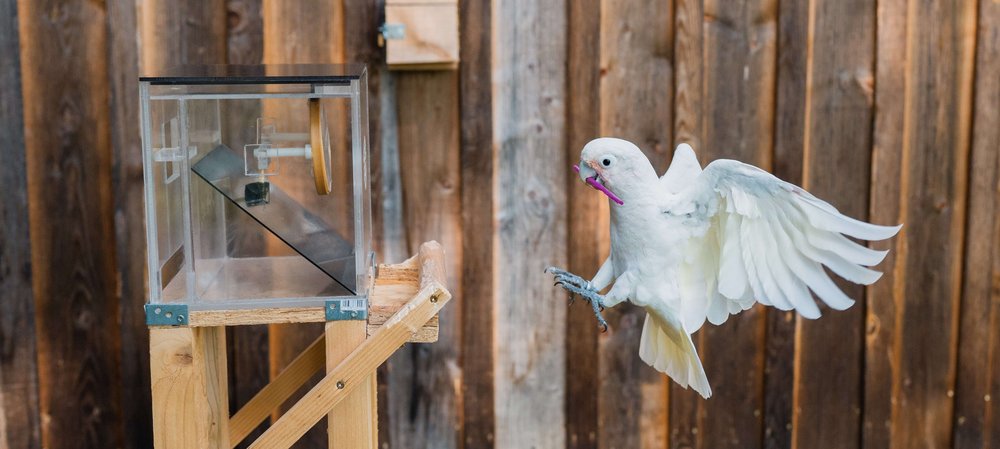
left=389, top=70, right=462, bottom=449
left=140, top=1, right=227, bottom=72
left=229, top=324, right=270, bottom=449
left=863, top=0, right=907, bottom=444
left=671, top=1, right=776, bottom=448
left=340, top=1, right=395, bottom=443
left=565, top=0, right=602, bottom=447
left=140, top=4, right=228, bottom=446
left=261, top=1, right=345, bottom=445
left=598, top=0, right=673, bottom=447
left=0, top=0, right=40, bottom=446
left=764, top=0, right=808, bottom=445
left=18, top=0, right=125, bottom=446
left=459, top=0, right=497, bottom=445
left=221, top=3, right=268, bottom=447
left=952, top=0, right=999, bottom=446
left=494, top=0, right=568, bottom=446
left=792, top=0, right=875, bottom=447
left=669, top=1, right=702, bottom=446
left=106, top=0, right=151, bottom=447
left=868, top=0, right=978, bottom=446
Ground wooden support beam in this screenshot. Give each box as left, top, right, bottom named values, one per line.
left=226, top=243, right=447, bottom=446
left=229, top=334, right=325, bottom=447
left=247, top=242, right=449, bottom=449
left=150, top=327, right=230, bottom=449
left=326, top=320, right=376, bottom=448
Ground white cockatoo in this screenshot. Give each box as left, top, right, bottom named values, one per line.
left=547, top=137, right=901, bottom=399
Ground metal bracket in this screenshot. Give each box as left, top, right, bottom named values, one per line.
left=145, top=304, right=189, bottom=326
left=325, top=298, right=368, bottom=321
left=380, top=23, right=406, bottom=40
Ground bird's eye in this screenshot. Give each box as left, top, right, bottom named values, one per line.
left=602, top=158, right=612, bottom=167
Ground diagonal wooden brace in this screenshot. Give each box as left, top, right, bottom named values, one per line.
left=247, top=242, right=450, bottom=449
left=229, top=334, right=325, bottom=446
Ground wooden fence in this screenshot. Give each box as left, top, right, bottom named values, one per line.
left=0, top=0, right=997, bottom=448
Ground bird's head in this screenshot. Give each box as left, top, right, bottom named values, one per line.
left=575, top=137, right=657, bottom=206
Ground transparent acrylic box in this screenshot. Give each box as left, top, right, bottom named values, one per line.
left=140, top=65, right=372, bottom=323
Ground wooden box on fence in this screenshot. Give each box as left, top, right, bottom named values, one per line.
left=138, top=64, right=448, bottom=449
left=382, top=0, right=460, bottom=70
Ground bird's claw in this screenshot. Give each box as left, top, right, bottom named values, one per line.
left=545, top=266, right=609, bottom=332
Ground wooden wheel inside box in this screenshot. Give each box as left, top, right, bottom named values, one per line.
left=148, top=242, right=450, bottom=449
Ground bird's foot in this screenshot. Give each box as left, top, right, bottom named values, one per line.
left=545, top=267, right=609, bottom=332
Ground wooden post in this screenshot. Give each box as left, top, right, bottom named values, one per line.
left=150, top=327, right=230, bottom=449
left=326, top=320, right=377, bottom=448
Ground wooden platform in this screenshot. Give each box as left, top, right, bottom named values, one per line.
left=152, top=256, right=439, bottom=343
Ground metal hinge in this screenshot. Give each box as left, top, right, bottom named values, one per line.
left=145, top=304, right=189, bottom=326
left=325, top=298, right=368, bottom=321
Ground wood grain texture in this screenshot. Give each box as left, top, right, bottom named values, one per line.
left=384, top=0, right=459, bottom=68
left=669, top=1, right=703, bottom=446
left=565, top=0, right=602, bottom=446
left=327, top=320, right=377, bottom=449
left=140, top=0, right=227, bottom=73
left=249, top=280, right=451, bottom=449
left=141, top=6, right=248, bottom=445
left=792, top=0, right=875, bottom=447
left=597, top=0, right=673, bottom=447
left=863, top=0, right=908, bottom=444
left=106, top=0, right=151, bottom=446
left=390, top=70, right=462, bottom=449
left=261, top=1, right=345, bottom=446
left=150, top=327, right=230, bottom=449
left=340, top=2, right=395, bottom=439
left=0, top=0, right=40, bottom=446
left=493, top=0, right=568, bottom=447
left=458, top=0, right=497, bottom=445
left=230, top=335, right=324, bottom=447
left=764, top=0, right=807, bottom=445
left=17, top=0, right=125, bottom=447
left=952, top=0, right=999, bottom=446
left=223, top=8, right=267, bottom=443
left=671, top=1, right=776, bottom=448
left=868, top=0, right=978, bottom=447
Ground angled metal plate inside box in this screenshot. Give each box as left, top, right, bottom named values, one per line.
left=146, top=304, right=189, bottom=326
left=326, top=298, right=368, bottom=321
left=192, top=145, right=356, bottom=296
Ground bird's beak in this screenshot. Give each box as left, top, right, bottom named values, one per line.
left=577, top=162, right=597, bottom=183
left=572, top=162, right=624, bottom=205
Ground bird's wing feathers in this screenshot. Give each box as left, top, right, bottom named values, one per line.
left=660, top=143, right=703, bottom=193
left=670, top=159, right=901, bottom=332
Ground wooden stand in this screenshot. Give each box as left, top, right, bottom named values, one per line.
left=148, top=242, right=450, bottom=449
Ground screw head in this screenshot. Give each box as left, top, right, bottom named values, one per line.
left=430, top=294, right=439, bottom=303
left=336, top=381, right=345, bottom=389
left=176, top=315, right=185, bottom=323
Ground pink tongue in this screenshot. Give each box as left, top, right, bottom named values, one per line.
left=573, top=164, right=624, bottom=205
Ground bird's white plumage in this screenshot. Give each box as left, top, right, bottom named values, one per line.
left=574, top=137, right=901, bottom=399
left=665, top=158, right=900, bottom=332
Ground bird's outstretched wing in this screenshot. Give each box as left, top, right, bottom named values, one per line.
left=668, top=159, right=900, bottom=332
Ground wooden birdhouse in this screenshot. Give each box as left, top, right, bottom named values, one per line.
left=139, top=64, right=450, bottom=449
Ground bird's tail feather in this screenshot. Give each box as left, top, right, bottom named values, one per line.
left=639, top=313, right=712, bottom=398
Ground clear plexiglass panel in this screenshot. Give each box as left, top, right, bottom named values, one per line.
left=140, top=65, right=372, bottom=311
